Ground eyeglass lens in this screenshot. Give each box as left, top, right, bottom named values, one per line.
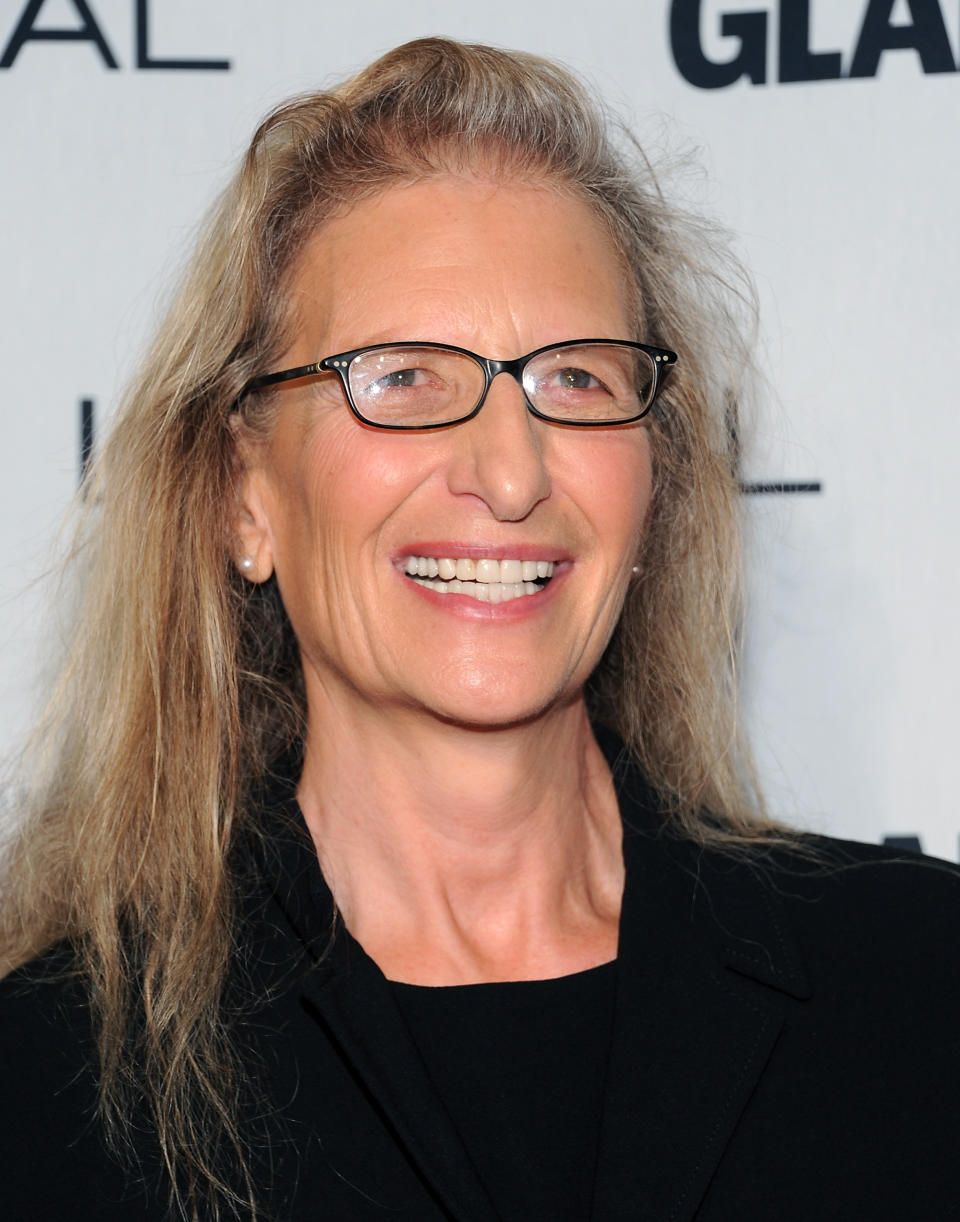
left=346, top=344, right=656, bottom=427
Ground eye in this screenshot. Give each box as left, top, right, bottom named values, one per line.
left=370, top=366, right=430, bottom=392
left=352, top=355, right=447, bottom=401
left=344, top=346, right=484, bottom=426
left=552, top=366, right=606, bottom=392
left=529, top=365, right=615, bottom=399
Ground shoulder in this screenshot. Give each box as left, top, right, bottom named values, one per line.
left=0, top=948, right=98, bottom=1196
left=769, top=836, right=960, bottom=999
left=666, top=830, right=960, bottom=1012
left=605, top=725, right=960, bottom=992
left=0, top=943, right=94, bottom=1076
left=1, top=953, right=93, bottom=1127
left=747, top=835, right=960, bottom=960
left=604, top=724, right=960, bottom=979
left=0, top=947, right=162, bottom=1218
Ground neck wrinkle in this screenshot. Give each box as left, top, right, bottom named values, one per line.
left=295, top=700, right=624, bottom=985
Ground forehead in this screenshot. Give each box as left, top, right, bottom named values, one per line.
left=282, top=176, right=634, bottom=351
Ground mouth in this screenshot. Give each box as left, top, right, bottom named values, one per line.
left=402, top=554, right=556, bottom=604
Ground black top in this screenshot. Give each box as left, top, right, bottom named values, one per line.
left=391, top=961, right=617, bottom=1222
left=2, top=731, right=960, bottom=1219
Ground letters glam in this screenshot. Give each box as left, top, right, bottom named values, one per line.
left=670, top=0, right=958, bottom=87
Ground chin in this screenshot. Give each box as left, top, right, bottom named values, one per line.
left=413, top=675, right=580, bottom=733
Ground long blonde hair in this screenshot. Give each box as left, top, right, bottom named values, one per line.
left=1, top=36, right=773, bottom=1218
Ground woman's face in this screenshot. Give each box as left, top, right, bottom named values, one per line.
left=236, top=176, right=654, bottom=730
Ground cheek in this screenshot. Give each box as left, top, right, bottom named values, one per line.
left=562, top=431, right=654, bottom=556
left=264, top=415, right=434, bottom=569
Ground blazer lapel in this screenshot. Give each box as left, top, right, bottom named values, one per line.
left=300, top=947, right=502, bottom=1222
left=257, top=787, right=501, bottom=1222
left=592, top=760, right=811, bottom=1222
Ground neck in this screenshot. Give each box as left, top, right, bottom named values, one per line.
left=296, top=697, right=624, bottom=985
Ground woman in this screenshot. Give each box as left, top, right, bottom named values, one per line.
left=1, top=36, right=958, bottom=1222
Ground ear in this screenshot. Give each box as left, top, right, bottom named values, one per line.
left=231, top=422, right=276, bottom=584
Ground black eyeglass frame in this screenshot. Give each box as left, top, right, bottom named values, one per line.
left=243, top=338, right=678, bottom=430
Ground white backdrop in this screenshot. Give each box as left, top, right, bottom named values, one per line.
left=2, top=0, right=958, bottom=857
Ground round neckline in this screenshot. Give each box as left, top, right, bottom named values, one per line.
left=388, top=957, right=617, bottom=992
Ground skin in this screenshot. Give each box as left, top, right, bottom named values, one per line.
left=235, top=176, right=654, bottom=984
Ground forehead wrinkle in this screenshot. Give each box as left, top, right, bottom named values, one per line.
left=284, top=176, right=633, bottom=361
left=281, top=272, right=334, bottom=357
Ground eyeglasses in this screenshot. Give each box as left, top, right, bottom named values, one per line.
left=244, top=339, right=677, bottom=430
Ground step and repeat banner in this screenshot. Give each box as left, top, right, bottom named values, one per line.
left=2, top=0, right=958, bottom=856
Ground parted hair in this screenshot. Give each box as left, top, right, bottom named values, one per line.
left=0, top=36, right=774, bottom=1219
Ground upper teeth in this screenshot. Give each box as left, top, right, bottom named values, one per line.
left=403, top=556, right=554, bottom=583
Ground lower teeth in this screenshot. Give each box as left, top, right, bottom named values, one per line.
left=410, top=577, right=546, bottom=603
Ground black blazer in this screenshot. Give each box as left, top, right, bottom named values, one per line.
left=3, top=737, right=960, bottom=1220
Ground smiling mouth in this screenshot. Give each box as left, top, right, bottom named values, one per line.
left=402, top=554, right=555, bottom=604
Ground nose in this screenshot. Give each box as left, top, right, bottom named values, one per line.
left=445, top=369, right=551, bottom=521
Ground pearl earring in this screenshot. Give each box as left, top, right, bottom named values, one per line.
left=238, top=555, right=255, bottom=574
left=631, top=565, right=640, bottom=576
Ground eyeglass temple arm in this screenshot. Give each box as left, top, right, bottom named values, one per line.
left=246, top=362, right=327, bottom=393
